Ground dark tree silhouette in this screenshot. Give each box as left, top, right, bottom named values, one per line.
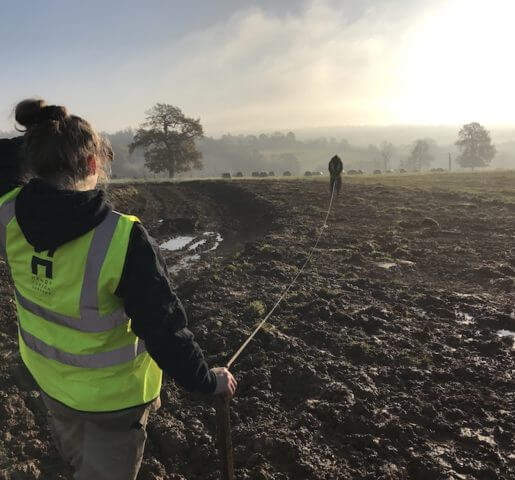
left=455, top=122, right=496, bottom=169
left=129, top=104, right=203, bottom=178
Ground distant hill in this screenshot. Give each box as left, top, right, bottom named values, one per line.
left=285, top=125, right=515, bottom=147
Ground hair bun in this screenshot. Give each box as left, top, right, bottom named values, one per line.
left=15, top=98, right=67, bottom=129
left=41, top=105, right=67, bottom=122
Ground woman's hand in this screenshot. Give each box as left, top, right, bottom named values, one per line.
left=211, top=367, right=238, bottom=398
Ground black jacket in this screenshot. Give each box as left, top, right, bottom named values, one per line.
left=0, top=136, right=216, bottom=395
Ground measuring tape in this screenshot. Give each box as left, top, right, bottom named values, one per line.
left=226, top=183, right=337, bottom=369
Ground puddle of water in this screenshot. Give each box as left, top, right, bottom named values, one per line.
left=207, top=232, right=224, bottom=251
left=376, top=262, right=397, bottom=269
left=497, top=329, right=515, bottom=337
left=454, top=293, right=478, bottom=299
left=169, top=254, right=201, bottom=274
left=398, top=260, right=415, bottom=266
left=188, top=239, right=207, bottom=251
left=161, top=231, right=224, bottom=274
left=161, top=236, right=195, bottom=251
left=497, top=330, right=515, bottom=349
left=412, top=308, right=430, bottom=319
left=161, top=232, right=224, bottom=253
left=455, top=311, right=475, bottom=325
left=443, top=345, right=457, bottom=353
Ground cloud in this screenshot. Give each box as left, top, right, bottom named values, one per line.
left=0, top=0, right=451, bottom=134
left=149, top=0, right=438, bottom=134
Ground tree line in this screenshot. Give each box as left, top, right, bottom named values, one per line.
left=116, top=104, right=496, bottom=178
left=1, top=103, right=498, bottom=178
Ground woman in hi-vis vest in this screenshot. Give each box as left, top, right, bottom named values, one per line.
left=0, top=99, right=237, bottom=480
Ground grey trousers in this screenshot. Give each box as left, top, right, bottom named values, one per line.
left=41, top=392, right=161, bottom=480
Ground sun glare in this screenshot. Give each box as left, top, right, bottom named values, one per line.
left=397, top=0, right=515, bottom=125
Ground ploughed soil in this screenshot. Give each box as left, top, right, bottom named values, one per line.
left=0, top=179, right=513, bottom=479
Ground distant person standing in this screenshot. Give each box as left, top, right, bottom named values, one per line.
left=328, top=155, right=343, bottom=195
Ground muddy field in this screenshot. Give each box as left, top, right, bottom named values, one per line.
left=0, top=178, right=514, bottom=479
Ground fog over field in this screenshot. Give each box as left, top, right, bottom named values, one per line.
left=3, top=124, right=515, bottom=177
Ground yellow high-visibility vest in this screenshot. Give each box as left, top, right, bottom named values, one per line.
left=0, top=187, right=162, bottom=412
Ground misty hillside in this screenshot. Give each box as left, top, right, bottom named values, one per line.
left=2, top=126, right=515, bottom=178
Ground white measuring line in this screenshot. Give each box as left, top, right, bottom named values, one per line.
left=226, top=186, right=337, bottom=369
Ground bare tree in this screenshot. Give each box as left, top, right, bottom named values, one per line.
left=408, top=139, right=435, bottom=171
left=379, top=141, right=395, bottom=171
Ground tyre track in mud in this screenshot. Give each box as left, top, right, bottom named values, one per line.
left=0, top=180, right=513, bottom=479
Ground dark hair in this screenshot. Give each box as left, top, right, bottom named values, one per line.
left=15, top=98, right=111, bottom=188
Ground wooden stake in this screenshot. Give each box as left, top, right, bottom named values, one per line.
left=215, top=394, right=235, bottom=480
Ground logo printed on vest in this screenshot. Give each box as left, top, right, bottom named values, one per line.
left=31, top=257, right=53, bottom=279
left=31, top=248, right=56, bottom=296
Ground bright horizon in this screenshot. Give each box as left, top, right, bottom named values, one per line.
left=1, top=0, right=514, bottom=136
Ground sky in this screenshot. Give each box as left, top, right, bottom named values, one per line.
left=1, top=0, right=514, bottom=136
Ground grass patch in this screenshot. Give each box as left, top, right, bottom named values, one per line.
left=341, top=170, right=515, bottom=204
left=258, top=244, right=275, bottom=254
left=246, top=300, right=266, bottom=320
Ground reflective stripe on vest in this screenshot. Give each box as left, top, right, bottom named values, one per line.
left=0, top=200, right=15, bottom=259
left=9, top=209, right=145, bottom=367
left=15, top=288, right=127, bottom=333
left=13, top=211, right=129, bottom=334
left=13, top=211, right=128, bottom=334
left=19, top=327, right=146, bottom=368
left=17, top=211, right=147, bottom=366
left=79, top=213, right=126, bottom=330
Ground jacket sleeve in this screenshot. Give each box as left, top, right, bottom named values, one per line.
left=115, top=222, right=217, bottom=394
left=0, top=137, right=26, bottom=197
